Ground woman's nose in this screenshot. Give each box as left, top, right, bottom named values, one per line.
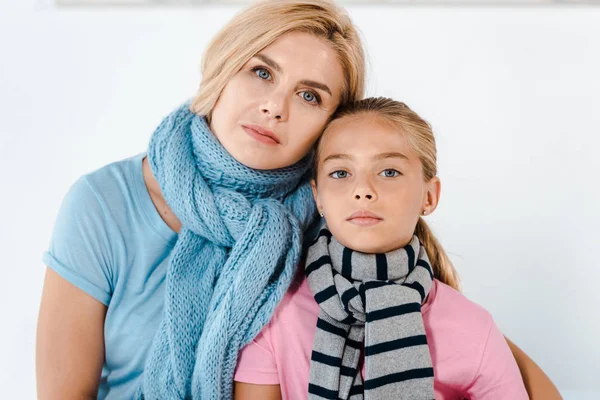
left=259, top=92, right=289, bottom=121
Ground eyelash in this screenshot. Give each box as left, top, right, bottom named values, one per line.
left=328, top=169, right=402, bottom=179
left=253, top=66, right=272, bottom=81
left=300, top=90, right=321, bottom=106
left=379, top=169, right=402, bottom=178
left=329, top=170, right=349, bottom=179
left=251, top=66, right=322, bottom=106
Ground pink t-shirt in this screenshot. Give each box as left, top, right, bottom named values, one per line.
left=235, top=274, right=528, bottom=400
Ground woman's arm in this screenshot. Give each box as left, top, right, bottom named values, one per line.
left=36, top=267, right=107, bottom=400
left=505, top=336, right=562, bottom=400
left=234, top=382, right=282, bottom=400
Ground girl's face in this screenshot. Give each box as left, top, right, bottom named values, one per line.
left=312, top=115, right=441, bottom=254
left=210, top=31, right=345, bottom=170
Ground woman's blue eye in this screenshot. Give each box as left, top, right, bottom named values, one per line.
left=330, top=170, right=348, bottom=179
left=255, top=68, right=271, bottom=80
left=380, top=169, right=400, bottom=178
left=301, top=91, right=316, bottom=103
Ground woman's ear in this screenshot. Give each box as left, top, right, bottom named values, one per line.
left=422, top=176, right=441, bottom=215
left=311, top=179, right=323, bottom=216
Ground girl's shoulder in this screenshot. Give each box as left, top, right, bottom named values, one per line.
left=427, top=281, right=528, bottom=397
left=428, top=280, right=491, bottom=318
left=276, top=275, right=495, bottom=330
left=426, top=279, right=493, bottom=337
left=273, top=269, right=320, bottom=322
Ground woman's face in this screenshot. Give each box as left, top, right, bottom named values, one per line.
left=312, top=115, right=440, bottom=254
left=210, top=31, right=345, bottom=170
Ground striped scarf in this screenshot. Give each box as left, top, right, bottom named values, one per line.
left=305, top=227, right=435, bottom=400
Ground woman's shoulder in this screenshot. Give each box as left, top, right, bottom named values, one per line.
left=82, top=153, right=145, bottom=202
left=68, top=153, right=167, bottom=234
left=45, top=153, right=174, bottom=304
left=44, top=155, right=144, bottom=303
left=52, top=154, right=149, bottom=239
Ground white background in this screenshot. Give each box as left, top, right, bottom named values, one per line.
left=1, top=0, right=598, bottom=398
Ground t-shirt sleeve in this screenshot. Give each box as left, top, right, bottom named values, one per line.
left=43, top=176, right=117, bottom=306
left=234, top=327, right=280, bottom=385
left=466, top=317, right=529, bottom=400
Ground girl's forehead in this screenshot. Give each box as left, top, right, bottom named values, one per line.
left=328, top=113, right=397, bottom=134
left=323, top=115, right=404, bottom=144
left=318, top=115, right=419, bottom=161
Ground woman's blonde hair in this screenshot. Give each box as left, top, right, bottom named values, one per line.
left=318, top=97, right=461, bottom=291
left=190, top=0, right=366, bottom=118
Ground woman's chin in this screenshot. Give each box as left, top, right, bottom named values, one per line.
left=228, top=147, right=294, bottom=171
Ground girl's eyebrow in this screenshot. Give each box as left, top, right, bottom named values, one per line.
left=374, top=152, right=409, bottom=161
left=322, top=152, right=408, bottom=164
left=322, top=154, right=353, bottom=164
left=254, top=54, right=332, bottom=96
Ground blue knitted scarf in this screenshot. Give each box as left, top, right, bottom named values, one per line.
left=136, top=102, right=316, bottom=399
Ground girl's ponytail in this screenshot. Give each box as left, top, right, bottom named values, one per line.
left=415, top=218, right=460, bottom=291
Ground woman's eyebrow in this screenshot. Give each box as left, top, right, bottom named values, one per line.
left=300, top=80, right=332, bottom=96
left=255, top=54, right=281, bottom=72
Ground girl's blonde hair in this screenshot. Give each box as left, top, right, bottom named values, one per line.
left=318, top=97, right=461, bottom=291
left=191, top=0, right=366, bottom=118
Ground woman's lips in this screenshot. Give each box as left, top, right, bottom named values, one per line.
left=242, top=125, right=280, bottom=146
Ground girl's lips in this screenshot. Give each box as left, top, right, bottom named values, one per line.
left=347, top=211, right=383, bottom=226
left=347, top=217, right=382, bottom=226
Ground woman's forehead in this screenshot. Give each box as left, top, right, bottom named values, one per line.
left=255, top=32, right=345, bottom=93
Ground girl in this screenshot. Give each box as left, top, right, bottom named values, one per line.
left=233, top=98, right=536, bottom=399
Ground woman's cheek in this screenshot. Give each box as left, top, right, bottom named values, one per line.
left=242, top=74, right=266, bottom=94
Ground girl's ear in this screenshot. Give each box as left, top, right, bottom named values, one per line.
left=422, top=176, right=441, bottom=215
left=311, top=179, right=323, bottom=216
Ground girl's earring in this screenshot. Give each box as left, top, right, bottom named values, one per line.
left=422, top=210, right=427, bottom=216
left=319, top=211, right=324, bottom=218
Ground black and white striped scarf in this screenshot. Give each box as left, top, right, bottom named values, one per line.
left=305, top=227, right=435, bottom=400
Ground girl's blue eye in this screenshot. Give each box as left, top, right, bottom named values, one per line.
left=330, top=170, right=348, bottom=179
left=380, top=169, right=401, bottom=178
left=301, top=91, right=316, bottom=103
left=255, top=68, right=271, bottom=80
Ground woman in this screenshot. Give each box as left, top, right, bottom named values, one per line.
left=36, top=1, right=559, bottom=399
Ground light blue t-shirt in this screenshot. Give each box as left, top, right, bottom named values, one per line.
left=44, top=153, right=323, bottom=399
left=44, top=153, right=178, bottom=399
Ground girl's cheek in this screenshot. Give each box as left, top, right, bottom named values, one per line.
left=324, top=183, right=349, bottom=198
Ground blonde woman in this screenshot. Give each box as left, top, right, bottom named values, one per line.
left=36, top=1, right=558, bottom=399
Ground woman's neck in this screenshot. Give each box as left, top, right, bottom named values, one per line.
left=142, top=156, right=182, bottom=233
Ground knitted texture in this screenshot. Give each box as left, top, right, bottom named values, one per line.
left=137, top=102, right=316, bottom=399
left=305, top=227, right=435, bottom=399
